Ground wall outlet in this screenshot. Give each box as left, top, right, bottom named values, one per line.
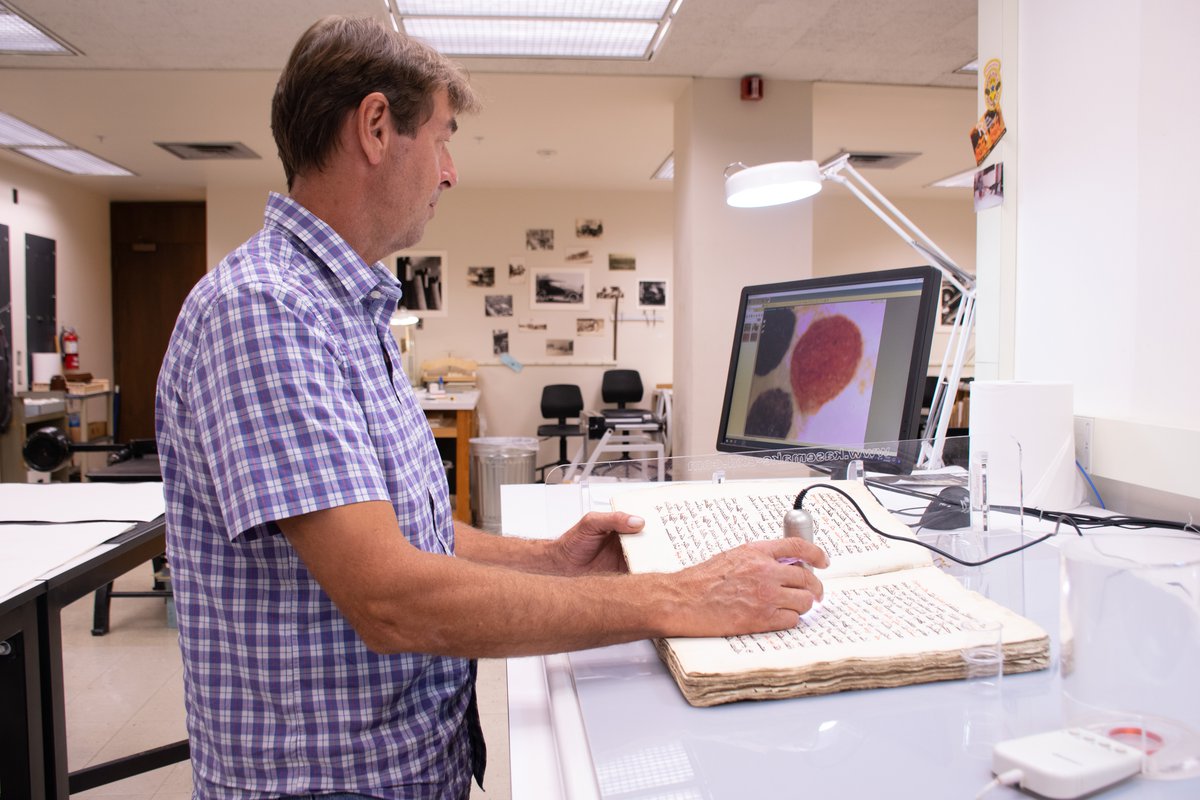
left=1074, top=416, right=1094, bottom=473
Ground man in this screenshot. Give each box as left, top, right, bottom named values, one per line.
left=156, top=15, right=827, bottom=800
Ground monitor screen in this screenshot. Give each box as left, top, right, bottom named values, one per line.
left=716, top=265, right=941, bottom=462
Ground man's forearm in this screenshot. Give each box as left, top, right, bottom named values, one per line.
left=454, top=521, right=572, bottom=574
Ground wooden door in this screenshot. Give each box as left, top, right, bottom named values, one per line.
left=111, top=202, right=206, bottom=441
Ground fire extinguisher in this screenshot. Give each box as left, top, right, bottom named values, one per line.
left=61, top=327, right=80, bottom=372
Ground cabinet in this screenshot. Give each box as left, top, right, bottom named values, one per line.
left=0, top=389, right=114, bottom=482
left=1, top=391, right=70, bottom=482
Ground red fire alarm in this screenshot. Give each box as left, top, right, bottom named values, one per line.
left=741, top=74, right=764, bottom=101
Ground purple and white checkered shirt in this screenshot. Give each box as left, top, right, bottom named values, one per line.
left=156, top=193, right=473, bottom=799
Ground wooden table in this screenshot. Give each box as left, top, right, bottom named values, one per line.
left=416, top=389, right=480, bottom=523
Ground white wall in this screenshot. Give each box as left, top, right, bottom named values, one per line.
left=0, top=157, right=112, bottom=389
left=673, top=78, right=817, bottom=458
left=988, top=0, right=1200, bottom=512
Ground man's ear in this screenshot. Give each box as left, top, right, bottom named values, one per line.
left=355, top=91, right=391, bottom=166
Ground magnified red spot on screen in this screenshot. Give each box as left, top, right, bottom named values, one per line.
left=790, top=314, right=863, bottom=414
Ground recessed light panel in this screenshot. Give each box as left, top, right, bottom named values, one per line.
left=17, top=147, right=133, bottom=176
left=405, top=18, right=658, bottom=58
left=396, top=0, right=682, bottom=60
left=0, top=111, right=65, bottom=146
left=396, top=1, right=670, bottom=19
left=929, top=168, right=977, bottom=189
left=0, top=2, right=73, bottom=54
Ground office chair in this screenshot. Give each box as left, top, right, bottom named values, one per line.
left=570, top=369, right=665, bottom=481
left=536, top=384, right=585, bottom=481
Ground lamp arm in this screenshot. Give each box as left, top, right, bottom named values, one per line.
left=820, top=160, right=976, bottom=292
left=817, top=157, right=976, bottom=469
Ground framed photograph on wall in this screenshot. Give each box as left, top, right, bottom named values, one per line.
left=636, top=278, right=668, bottom=310
left=531, top=268, right=590, bottom=311
left=387, top=250, right=448, bottom=317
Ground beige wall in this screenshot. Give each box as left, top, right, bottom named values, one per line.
left=204, top=184, right=676, bottom=471
left=0, top=157, right=112, bottom=389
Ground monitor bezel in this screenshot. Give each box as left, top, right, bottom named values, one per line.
left=714, top=264, right=943, bottom=457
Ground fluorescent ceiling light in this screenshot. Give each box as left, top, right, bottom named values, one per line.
left=0, top=111, right=65, bottom=146
left=0, top=2, right=74, bottom=54
left=397, top=1, right=670, bottom=18
left=929, top=167, right=977, bottom=189
left=17, top=147, right=133, bottom=176
left=397, top=0, right=682, bottom=60
left=651, top=153, right=673, bottom=181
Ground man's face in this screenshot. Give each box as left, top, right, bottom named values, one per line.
left=384, top=88, right=459, bottom=252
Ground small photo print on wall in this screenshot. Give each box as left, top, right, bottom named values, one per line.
left=519, top=320, right=547, bottom=331
left=565, top=248, right=593, bottom=264
left=390, top=251, right=447, bottom=317
left=492, top=329, right=509, bottom=355
left=973, top=163, right=1003, bottom=211
left=546, top=339, right=575, bottom=357
left=609, top=253, right=636, bottom=271
left=940, top=281, right=962, bottom=326
left=576, top=218, right=604, bottom=238
left=637, top=279, right=668, bottom=310
left=484, top=294, right=513, bottom=317
left=576, top=318, right=605, bottom=336
left=508, top=257, right=527, bottom=284
left=467, top=266, right=495, bottom=287
left=526, top=228, right=554, bottom=251
left=532, top=269, right=589, bottom=310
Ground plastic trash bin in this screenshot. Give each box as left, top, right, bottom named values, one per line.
left=469, top=437, right=538, bottom=532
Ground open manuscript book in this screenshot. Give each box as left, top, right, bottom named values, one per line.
left=611, top=479, right=1050, bottom=707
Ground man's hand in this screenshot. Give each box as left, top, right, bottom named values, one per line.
left=666, top=538, right=829, bottom=637
left=548, top=511, right=645, bottom=576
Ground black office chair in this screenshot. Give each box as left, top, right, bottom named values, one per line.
left=600, top=369, right=649, bottom=419
left=536, top=384, right=584, bottom=480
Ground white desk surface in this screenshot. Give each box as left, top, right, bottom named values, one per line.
left=0, top=482, right=166, bottom=601
left=500, top=481, right=1199, bottom=800
left=414, top=388, right=480, bottom=411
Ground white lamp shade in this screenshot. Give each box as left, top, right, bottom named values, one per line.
left=724, top=160, right=823, bottom=208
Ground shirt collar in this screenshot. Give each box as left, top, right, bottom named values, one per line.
left=263, top=192, right=401, bottom=306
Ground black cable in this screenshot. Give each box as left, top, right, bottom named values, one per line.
left=793, top=483, right=1081, bottom=567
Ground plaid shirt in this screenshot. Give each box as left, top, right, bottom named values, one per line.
left=156, top=193, right=474, bottom=799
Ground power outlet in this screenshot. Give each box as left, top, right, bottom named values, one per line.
left=1074, top=416, right=1094, bottom=473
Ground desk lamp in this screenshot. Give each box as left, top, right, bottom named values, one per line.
left=389, top=310, right=421, bottom=386
left=723, top=153, right=976, bottom=468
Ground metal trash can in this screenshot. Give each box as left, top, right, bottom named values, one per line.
left=469, top=437, right=538, bottom=532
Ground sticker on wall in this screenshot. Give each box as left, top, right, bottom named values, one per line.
left=971, top=57, right=1006, bottom=165
left=526, top=228, right=554, bottom=251
left=982, top=58, right=1002, bottom=112
left=970, top=109, right=1006, bottom=165
left=576, top=218, right=604, bottom=238
left=507, top=257, right=527, bottom=284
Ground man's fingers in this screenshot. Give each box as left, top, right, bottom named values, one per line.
left=575, top=510, right=645, bottom=536
left=756, top=537, right=830, bottom=570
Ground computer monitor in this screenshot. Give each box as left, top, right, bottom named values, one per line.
left=716, top=265, right=941, bottom=468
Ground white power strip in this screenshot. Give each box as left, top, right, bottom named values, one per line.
left=992, top=728, right=1142, bottom=799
